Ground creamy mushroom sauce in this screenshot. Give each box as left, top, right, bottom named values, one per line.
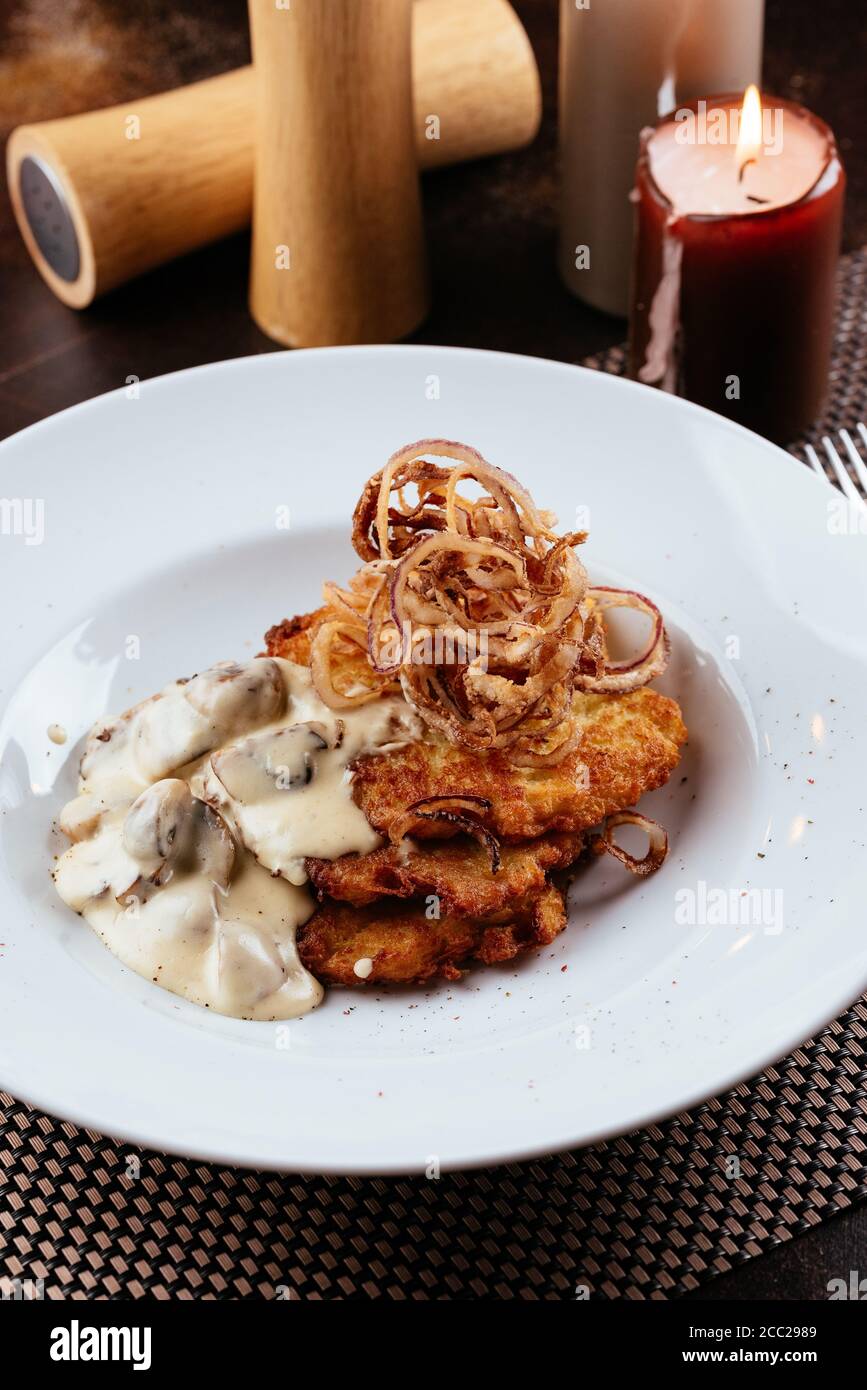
left=53, top=658, right=423, bottom=1020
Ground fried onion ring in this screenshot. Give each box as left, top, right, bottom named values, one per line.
left=591, top=810, right=669, bottom=875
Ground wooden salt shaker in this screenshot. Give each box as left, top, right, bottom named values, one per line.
left=248, top=0, right=428, bottom=347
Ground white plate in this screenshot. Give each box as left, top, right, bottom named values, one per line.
left=1, top=346, right=866, bottom=1174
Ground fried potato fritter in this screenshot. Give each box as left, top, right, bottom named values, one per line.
left=268, top=604, right=686, bottom=987
left=349, top=688, right=686, bottom=843
left=305, top=830, right=585, bottom=913
left=297, top=880, right=568, bottom=985
left=266, top=611, right=687, bottom=844
left=265, top=608, right=328, bottom=666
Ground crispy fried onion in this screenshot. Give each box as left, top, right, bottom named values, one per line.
left=592, top=811, right=668, bottom=876
left=387, top=795, right=501, bottom=873
left=574, top=587, right=670, bottom=694
left=309, top=441, right=670, bottom=761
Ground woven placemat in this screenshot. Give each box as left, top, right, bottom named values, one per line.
left=2, top=249, right=866, bottom=1303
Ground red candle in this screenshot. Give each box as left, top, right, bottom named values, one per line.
left=628, top=90, right=845, bottom=443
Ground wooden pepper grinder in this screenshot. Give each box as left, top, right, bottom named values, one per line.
left=7, top=0, right=540, bottom=311
left=248, top=0, right=428, bottom=347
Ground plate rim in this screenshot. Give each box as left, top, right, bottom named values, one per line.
left=0, top=339, right=819, bottom=474
left=5, top=963, right=867, bottom=1176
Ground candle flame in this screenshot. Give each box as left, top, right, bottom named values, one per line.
left=736, top=85, right=763, bottom=180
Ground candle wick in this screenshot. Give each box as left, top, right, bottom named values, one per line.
left=737, top=157, right=756, bottom=184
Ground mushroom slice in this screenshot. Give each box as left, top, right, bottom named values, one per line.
left=211, top=723, right=334, bottom=805
left=184, top=658, right=285, bottom=731
left=59, top=792, right=110, bottom=843
left=195, top=802, right=235, bottom=891
left=123, top=778, right=194, bottom=873
left=79, top=692, right=161, bottom=788
left=212, top=920, right=289, bottom=1013
left=118, top=781, right=235, bottom=900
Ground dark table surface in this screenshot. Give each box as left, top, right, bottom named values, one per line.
left=1, top=0, right=865, bottom=1300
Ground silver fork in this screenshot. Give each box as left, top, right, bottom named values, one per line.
left=804, top=424, right=867, bottom=512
